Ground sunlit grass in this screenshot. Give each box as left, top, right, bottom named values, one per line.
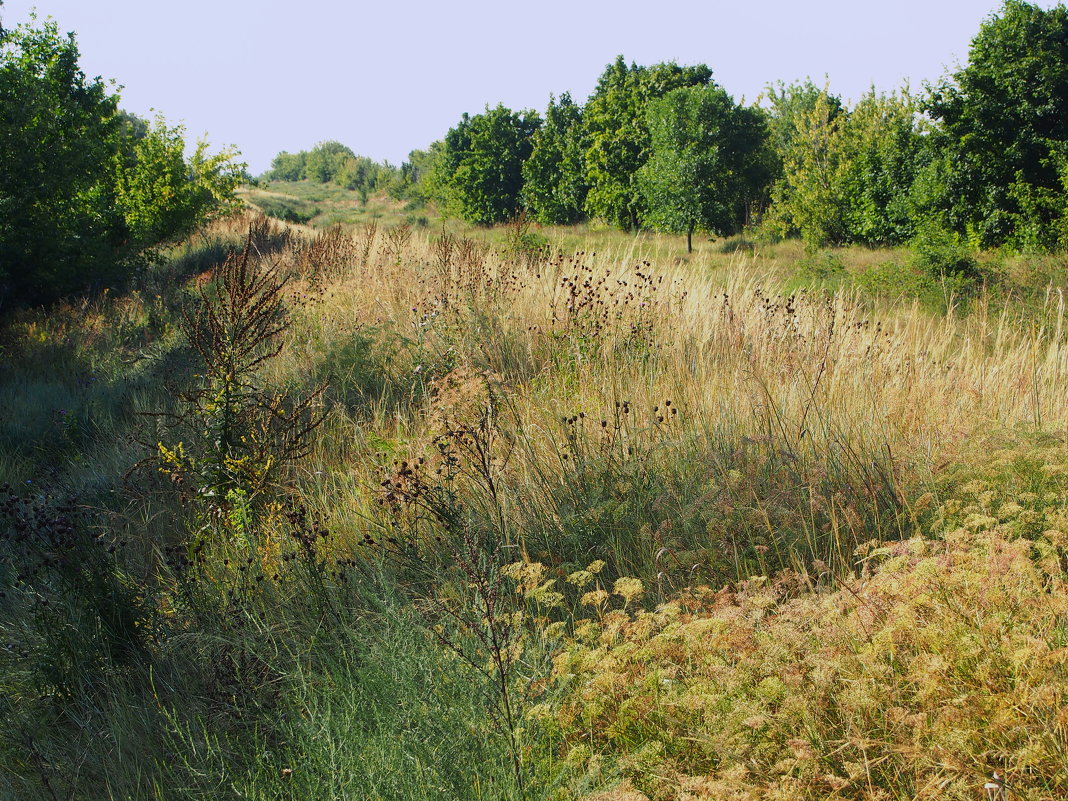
left=3, top=213, right=1068, bottom=799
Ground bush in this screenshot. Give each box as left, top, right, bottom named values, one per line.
left=253, top=195, right=318, bottom=225
left=0, top=20, right=244, bottom=306
left=794, top=250, right=846, bottom=283
left=911, top=224, right=983, bottom=283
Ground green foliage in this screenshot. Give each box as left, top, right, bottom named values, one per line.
left=521, top=93, right=588, bottom=225
left=0, top=17, right=120, bottom=302
left=638, top=85, right=772, bottom=250
left=762, top=79, right=845, bottom=162
left=396, top=142, right=445, bottom=203
left=768, top=86, right=926, bottom=247
left=303, top=140, right=355, bottom=183
left=911, top=224, right=982, bottom=281
left=925, top=0, right=1068, bottom=250
left=838, top=89, right=928, bottom=245
left=436, top=104, right=541, bottom=225
left=113, top=116, right=244, bottom=254
left=267, top=150, right=306, bottom=182
left=766, top=87, right=848, bottom=246
left=583, top=57, right=713, bottom=229
left=264, top=142, right=400, bottom=203
left=0, top=17, right=244, bottom=306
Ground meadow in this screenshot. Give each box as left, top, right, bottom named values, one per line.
left=2, top=207, right=1068, bottom=801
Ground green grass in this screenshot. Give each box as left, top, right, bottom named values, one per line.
left=3, top=212, right=1068, bottom=799
left=240, top=181, right=432, bottom=229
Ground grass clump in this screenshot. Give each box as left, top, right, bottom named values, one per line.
left=537, top=442, right=1068, bottom=800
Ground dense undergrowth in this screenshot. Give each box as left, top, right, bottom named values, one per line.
left=1, top=213, right=1067, bottom=800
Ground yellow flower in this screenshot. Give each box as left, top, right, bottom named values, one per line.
left=613, top=577, right=644, bottom=604
left=582, top=589, right=610, bottom=607
left=567, top=569, right=595, bottom=588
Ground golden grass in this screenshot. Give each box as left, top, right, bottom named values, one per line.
left=270, top=224, right=1068, bottom=569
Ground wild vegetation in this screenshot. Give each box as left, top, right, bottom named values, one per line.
left=0, top=16, right=244, bottom=307
left=3, top=208, right=1068, bottom=799
left=3, top=2, right=1068, bottom=800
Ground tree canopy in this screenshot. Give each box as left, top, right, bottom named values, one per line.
left=639, top=85, right=772, bottom=251
left=436, top=104, right=541, bottom=225
left=583, top=58, right=714, bottom=230
left=521, top=93, right=587, bottom=225
left=0, top=15, right=244, bottom=305
left=926, top=0, right=1068, bottom=249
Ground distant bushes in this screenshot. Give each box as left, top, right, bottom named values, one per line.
left=263, top=141, right=403, bottom=202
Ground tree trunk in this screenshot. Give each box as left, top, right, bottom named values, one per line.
left=686, top=227, right=693, bottom=254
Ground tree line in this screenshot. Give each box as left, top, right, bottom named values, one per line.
left=277, top=0, right=1065, bottom=254
left=0, top=10, right=245, bottom=307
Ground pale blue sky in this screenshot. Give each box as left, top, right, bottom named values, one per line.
left=0, top=0, right=1045, bottom=173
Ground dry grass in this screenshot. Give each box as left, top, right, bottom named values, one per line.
left=4, top=214, right=1068, bottom=800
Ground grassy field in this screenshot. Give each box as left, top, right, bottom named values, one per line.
left=238, top=181, right=431, bottom=229
left=2, top=211, right=1068, bottom=800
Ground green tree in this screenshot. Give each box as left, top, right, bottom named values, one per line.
left=521, top=93, right=588, bottom=225
left=766, top=87, right=850, bottom=246
left=267, top=150, right=307, bottom=181
left=767, top=86, right=926, bottom=247
left=113, top=115, right=243, bottom=253
left=763, top=80, right=844, bottom=163
left=437, top=104, right=541, bottom=225
left=583, top=57, right=713, bottom=229
left=0, top=16, right=121, bottom=302
left=0, top=16, right=245, bottom=305
left=304, top=140, right=356, bottom=183
left=396, top=142, right=444, bottom=203
left=838, top=89, right=927, bottom=246
left=638, top=85, right=772, bottom=252
left=925, top=0, right=1068, bottom=250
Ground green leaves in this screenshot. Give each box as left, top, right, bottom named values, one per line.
left=925, top=0, right=1068, bottom=249
left=767, top=85, right=926, bottom=248
left=521, top=93, right=587, bottom=225
left=0, top=17, right=120, bottom=301
left=583, top=57, right=714, bottom=230
left=437, top=105, right=541, bottom=226
left=639, top=85, right=771, bottom=250
left=0, top=18, right=244, bottom=306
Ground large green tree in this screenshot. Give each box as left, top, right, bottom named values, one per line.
left=583, top=57, right=713, bottom=229
left=0, top=15, right=243, bottom=305
left=638, top=85, right=772, bottom=251
left=767, top=85, right=926, bottom=247
left=521, top=93, right=587, bottom=225
left=0, top=16, right=121, bottom=301
left=925, top=0, right=1068, bottom=250
left=838, top=89, right=928, bottom=246
left=436, top=104, right=541, bottom=225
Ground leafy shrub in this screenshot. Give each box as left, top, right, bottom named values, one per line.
left=911, top=224, right=983, bottom=283
left=794, top=250, right=846, bottom=283
left=714, top=236, right=757, bottom=254
left=0, top=20, right=243, bottom=306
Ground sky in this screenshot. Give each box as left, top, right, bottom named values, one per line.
left=0, top=0, right=1046, bottom=175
